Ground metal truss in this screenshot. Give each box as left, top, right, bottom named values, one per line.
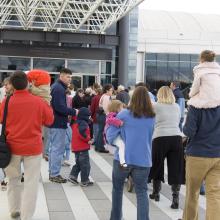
left=0, top=0, right=143, bottom=34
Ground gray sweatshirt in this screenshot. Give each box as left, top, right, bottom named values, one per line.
left=153, top=103, right=182, bottom=139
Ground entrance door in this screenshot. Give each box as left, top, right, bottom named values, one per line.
left=83, top=75, right=96, bottom=88
left=71, top=76, right=82, bottom=90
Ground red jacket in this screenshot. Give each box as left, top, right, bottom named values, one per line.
left=71, top=123, right=90, bottom=152
left=0, top=90, right=54, bottom=156
left=90, top=94, right=101, bottom=123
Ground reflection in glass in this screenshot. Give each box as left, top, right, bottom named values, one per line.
left=101, top=61, right=112, bottom=75
left=33, top=58, right=64, bottom=72
left=68, top=60, right=99, bottom=74
left=83, top=75, right=95, bottom=88
left=101, top=75, right=111, bottom=85
left=0, top=56, right=30, bottom=70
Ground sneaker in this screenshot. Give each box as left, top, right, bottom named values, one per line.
left=11, top=211, right=20, bottom=218
left=80, top=181, right=94, bottom=187
left=49, top=175, right=67, bottom=183
left=68, top=177, right=79, bottom=185
left=62, top=160, right=71, bottom=166
left=1, top=180, right=7, bottom=191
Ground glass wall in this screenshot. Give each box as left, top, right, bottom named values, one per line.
left=0, top=56, right=30, bottom=71
left=33, top=58, right=65, bottom=72
left=0, top=55, right=116, bottom=87
left=145, top=53, right=200, bottom=97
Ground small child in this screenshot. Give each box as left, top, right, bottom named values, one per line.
left=26, top=69, right=51, bottom=104
left=68, top=107, right=93, bottom=187
left=188, top=50, right=220, bottom=108
left=105, top=100, right=127, bottom=167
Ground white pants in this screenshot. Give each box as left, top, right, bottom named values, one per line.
left=5, top=154, right=41, bottom=220
left=113, top=136, right=126, bottom=165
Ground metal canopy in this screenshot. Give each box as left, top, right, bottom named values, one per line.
left=0, top=0, right=143, bottom=34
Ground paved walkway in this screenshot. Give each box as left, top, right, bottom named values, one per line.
left=0, top=148, right=206, bottom=220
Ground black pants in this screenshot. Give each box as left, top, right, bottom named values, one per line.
left=70, top=150, right=91, bottom=183
left=148, top=136, right=185, bottom=185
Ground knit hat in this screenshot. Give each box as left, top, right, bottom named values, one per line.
left=27, top=69, right=51, bottom=86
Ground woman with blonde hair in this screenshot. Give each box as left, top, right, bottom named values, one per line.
left=148, top=86, right=184, bottom=209
left=106, top=86, right=155, bottom=220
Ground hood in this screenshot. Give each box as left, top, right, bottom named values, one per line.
left=77, top=107, right=91, bottom=121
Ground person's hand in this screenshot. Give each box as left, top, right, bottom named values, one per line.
left=75, top=109, right=79, bottom=116
left=120, top=121, right=124, bottom=126
left=88, top=140, right=93, bottom=145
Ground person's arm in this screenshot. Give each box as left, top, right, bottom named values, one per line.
left=78, top=127, right=91, bottom=143
left=183, top=106, right=200, bottom=139
left=52, top=88, right=76, bottom=116
left=106, top=116, right=123, bottom=127
left=90, top=96, right=96, bottom=119
left=189, top=71, right=201, bottom=97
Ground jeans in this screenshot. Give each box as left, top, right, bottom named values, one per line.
left=179, top=117, right=184, bottom=132
left=70, top=151, right=91, bottom=183
left=49, top=128, right=67, bottom=177
left=64, top=125, right=72, bottom=161
left=110, top=160, right=150, bottom=220
left=93, top=123, right=99, bottom=144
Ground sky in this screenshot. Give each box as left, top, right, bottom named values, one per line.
left=139, top=0, right=220, bottom=14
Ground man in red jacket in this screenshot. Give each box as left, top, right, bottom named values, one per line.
left=1, top=71, right=54, bottom=220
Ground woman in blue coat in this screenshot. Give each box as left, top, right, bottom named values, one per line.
left=106, top=86, right=155, bottom=220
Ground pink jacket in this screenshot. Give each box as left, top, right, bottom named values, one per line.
left=188, top=62, right=220, bottom=108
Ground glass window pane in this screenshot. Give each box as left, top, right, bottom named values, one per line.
left=68, top=60, right=99, bottom=74
left=145, top=53, right=157, bottom=60
left=0, top=56, right=30, bottom=70
left=101, top=75, right=111, bottom=85
left=33, top=58, right=64, bottom=72
left=191, top=54, right=199, bottom=62
left=157, top=53, right=168, bottom=61
left=180, top=54, right=190, bottom=61
left=168, top=54, right=179, bottom=61
left=101, top=61, right=112, bottom=75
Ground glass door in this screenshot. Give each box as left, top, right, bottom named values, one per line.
left=71, top=75, right=82, bottom=90
left=82, top=75, right=96, bottom=88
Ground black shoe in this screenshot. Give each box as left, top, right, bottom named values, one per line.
left=149, top=193, right=160, bottom=201
left=80, top=181, right=94, bottom=187
left=21, top=173, right=24, bottom=183
left=68, top=177, right=79, bottom=185
left=49, top=175, right=67, bottom=183
left=171, top=184, right=180, bottom=209
left=98, top=149, right=109, bottom=153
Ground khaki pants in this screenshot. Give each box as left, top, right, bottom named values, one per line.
left=5, top=154, right=41, bottom=220
left=183, top=156, right=220, bottom=220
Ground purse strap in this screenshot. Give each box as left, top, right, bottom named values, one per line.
left=1, top=95, right=11, bottom=139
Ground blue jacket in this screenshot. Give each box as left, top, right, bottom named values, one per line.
left=106, top=109, right=155, bottom=167
left=50, top=80, right=76, bottom=129
left=173, top=88, right=185, bottom=118
left=183, top=106, right=220, bottom=158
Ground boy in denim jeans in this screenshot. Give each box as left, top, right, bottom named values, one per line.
left=69, top=107, right=93, bottom=187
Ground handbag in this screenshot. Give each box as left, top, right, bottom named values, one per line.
left=0, top=95, right=11, bottom=168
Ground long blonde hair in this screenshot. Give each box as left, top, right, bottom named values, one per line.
left=157, top=86, right=175, bottom=104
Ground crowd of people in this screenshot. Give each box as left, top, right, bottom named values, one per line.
left=0, top=49, right=220, bottom=220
